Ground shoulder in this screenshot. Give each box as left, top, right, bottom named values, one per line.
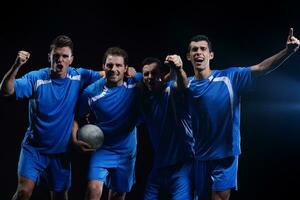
left=221, top=66, right=250, bottom=74
left=25, top=67, right=49, bottom=79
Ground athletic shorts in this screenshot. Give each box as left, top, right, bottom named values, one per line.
left=18, top=144, right=71, bottom=192
left=194, top=156, right=238, bottom=199
left=144, top=160, right=194, bottom=200
left=88, top=149, right=136, bottom=192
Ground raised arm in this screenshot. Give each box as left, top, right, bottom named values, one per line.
left=0, top=50, right=30, bottom=96
left=165, top=54, right=189, bottom=90
left=251, top=28, right=300, bottom=76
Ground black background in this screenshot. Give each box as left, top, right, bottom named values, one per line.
left=1, top=1, right=300, bottom=199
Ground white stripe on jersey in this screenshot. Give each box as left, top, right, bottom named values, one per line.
left=66, top=74, right=81, bottom=81
left=35, top=79, right=52, bottom=90
left=213, top=76, right=234, bottom=117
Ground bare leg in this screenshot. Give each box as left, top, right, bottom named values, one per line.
left=212, top=189, right=231, bottom=200
left=12, top=176, right=35, bottom=200
left=50, top=191, right=68, bottom=200
left=85, top=180, right=104, bottom=200
left=108, top=190, right=126, bottom=200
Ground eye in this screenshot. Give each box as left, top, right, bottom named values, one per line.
left=191, top=47, right=198, bottom=52
left=62, top=54, right=69, bottom=58
left=52, top=54, right=60, bottom=59
left=106, top=63, right=114, bottom=68
left=200, top=47, right=207, bottom=51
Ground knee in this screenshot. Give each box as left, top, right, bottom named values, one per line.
left=86, top=181, right=102, bottom=200
left=14, top=186, right=33, bottom=200
left=212, top=190, right=231, bottom=200
left=109, top=191, right=126, bottom=200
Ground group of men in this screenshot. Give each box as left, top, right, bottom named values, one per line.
left=1, top=28, right=299, bottom=200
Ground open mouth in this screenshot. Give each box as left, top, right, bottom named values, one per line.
left=56, top=64, right=63, bottom=70
left=194, top=57, right=204, bottom=64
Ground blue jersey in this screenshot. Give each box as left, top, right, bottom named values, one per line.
left=14, top=67, right=101, bottom=154
left=141, top=81, right=194, bottom=168
left=187, top=67, right=254, bottom=160
left=78, top=76, right=141, bottom=155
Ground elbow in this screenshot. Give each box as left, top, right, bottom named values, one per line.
left=0, top=87, right=14, bottom=97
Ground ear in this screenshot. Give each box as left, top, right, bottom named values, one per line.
left=209, top=51, right=214, bottom=60
left=69, top=55, right=74, bottom=64
left=186, top=52, right=191, bottom=61
left=48, top=53, right=51, bottom=63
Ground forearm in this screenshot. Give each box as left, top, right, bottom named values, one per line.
left=251, top=47, right=295, bottom=76
left=0, top=63, right=22, bottom=96
left=176, top=68, right=189, bottom=90
left=72, top=120, right=79, bottom=143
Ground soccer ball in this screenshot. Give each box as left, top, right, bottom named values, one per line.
left=78, top=124, right=104, bottom=149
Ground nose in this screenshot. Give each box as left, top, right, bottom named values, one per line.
left=111, top=64, right=118, bottom=71
left=55, top=55, right=64, bottom=63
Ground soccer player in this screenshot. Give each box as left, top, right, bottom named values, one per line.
left=76, top=47, right=141, bottom=200
left=140, top=56, right=195, bottom=199
left=185, top=28, right=299, bottom=200
left=0, top=35, right=102, bottom=200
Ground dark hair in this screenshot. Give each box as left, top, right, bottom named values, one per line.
left=50, top=35, right=74, bottom=53
left=103, top=47, right=128, bottom=66
left=141, top=57, right=162, bottom=70
left=188, top=34, right=212, bottom=52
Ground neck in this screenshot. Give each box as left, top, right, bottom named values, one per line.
left=106, top=79, right=124, bottom=88
left=194, top=67, right=211, bottom=80
left=50, top=70, right=67, bottom=79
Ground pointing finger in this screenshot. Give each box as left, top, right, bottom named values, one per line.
left=289, top=28, right=294, bottom=39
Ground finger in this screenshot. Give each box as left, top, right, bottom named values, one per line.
left=19, top=51, right=30, bottom=59
left=82, top=147, right=96, bottom=152
left=78, top=140, right=92, bottom=149
left=289, top=28, right=294, bottom=38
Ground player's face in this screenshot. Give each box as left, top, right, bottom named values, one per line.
left=104, top=55, right=127, bottom=86
left=187, top=41, right=214, bottom=71
left=49, top=47, right=73, bottom=78
left=142, top=63, right=162, bottom=91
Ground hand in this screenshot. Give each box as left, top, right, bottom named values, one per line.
left=15, top=50, right=30, bottom=67
left=164, top=54, right=183, bottom=70
left=126, top=66, right=136, bottom=77
left=73, top=137, right=96, bottom=153
left=287, top=28, right=300, bottom=53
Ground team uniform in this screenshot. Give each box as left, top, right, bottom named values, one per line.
left=140, top=81, right=195, bottom=199
left=15, top=67, right=100, bottom=192
left=78, top=75, right=141, bottom=192
left=187, top=67, right=254, bottom=198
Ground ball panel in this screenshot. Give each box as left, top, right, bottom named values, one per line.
left=78, top=124, right=104, bottom=149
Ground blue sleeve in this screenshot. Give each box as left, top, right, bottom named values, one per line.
left=14, top=72, right=36, bottom=99
left=78, top=89, right=91, bottom=119
left=231, top=67, right=255, bottom=93
left=133, top=72, right=143, bottom=83
left=79, top=68, right=102, bottom=89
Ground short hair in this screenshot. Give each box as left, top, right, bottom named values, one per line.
left=50, top=35, right=74, bottom=53
left=102, top=47, right=128, bottom=66
left=141, top=57, right=162, bottom=70
left=188, top=34, right=212, bottom=52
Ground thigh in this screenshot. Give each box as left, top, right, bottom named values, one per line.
left=108, top=153, right=136, bottom=193
left=48, top=153, right=71, bottom=192
left=211, top=156, right=238, bottom=192
left=87, top=151, right=116, bottom=183
left=144, top=168, right=163, bottom=200
left=194, top=159, right=211, bottom=199
left=169, top=162, right=194, bottom=200
left=18, top=144, right=48, bottom=183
